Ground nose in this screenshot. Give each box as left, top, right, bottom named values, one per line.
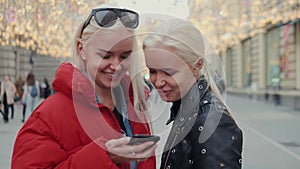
left=153, top=71, right=166, bottom=88
left=109, top=57, right=122, bottom=70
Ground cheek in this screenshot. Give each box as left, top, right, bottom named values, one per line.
left=85, top=60, right=103, bottom=77
left=84, top=50, right=99, bottom=65
left=163, top=76, right=179, bottom=90
left=175, top=77, right=194, bottom=96
left=170, top=75, right=188, bottom=90
left=168, top=77, right=179, bottom=87
left=149, top=74, right=155, bottom=84
left=86, top=59, right=101, bottom=70
left=120, top=59, right=131, bottom=70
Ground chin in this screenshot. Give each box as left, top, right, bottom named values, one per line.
left=159, top=95, right=173, bottom=102
left=112, top=79, right=123, bottom=88
left=110, top=83, right=120, bottom=88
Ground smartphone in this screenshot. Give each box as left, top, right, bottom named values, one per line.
left=129, top=134, right=160, bottom=145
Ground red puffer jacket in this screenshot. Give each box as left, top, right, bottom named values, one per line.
left=12, top=62, right=156, bottom=169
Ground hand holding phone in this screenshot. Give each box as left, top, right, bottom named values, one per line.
left=129, top=134, right=160, bottom=145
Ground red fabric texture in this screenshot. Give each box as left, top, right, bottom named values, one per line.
left=12, top=62, right=156, bottom=169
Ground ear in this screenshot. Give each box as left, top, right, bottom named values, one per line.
left=194, top=58, right=203, bottom=70
left=77, top=41, right=86, bottom=60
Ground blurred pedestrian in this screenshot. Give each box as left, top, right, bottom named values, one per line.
left=21, top=72, right=40, bottom=122
left=14, top=76, right=25, bottom=104
left=1, top=75, right=17, bottom=122
left=40, top=77, right=51, bottom=99
left=0, top=82, right=5, bottom=123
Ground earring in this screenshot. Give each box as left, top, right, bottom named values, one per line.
left=81, top=55, right=87, bottom=60
left=79, top=50, right=87, bottom=60
left=193, top=67, right=198, bottom=77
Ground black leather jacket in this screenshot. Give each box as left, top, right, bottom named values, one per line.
left=160, top=79, right=243, bottom=169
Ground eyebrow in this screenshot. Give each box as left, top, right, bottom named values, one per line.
left=123, top=50, right=133, bottom=54
left=161, top=68, right=176, bottom=72
left=148, top=67, right=177, bottom=72
left=97, top=49, right=132, bottom=54
left=98, top=49, right=112, bottom=54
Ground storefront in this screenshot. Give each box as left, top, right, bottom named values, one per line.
left=224, top=19, right=300, bottom=109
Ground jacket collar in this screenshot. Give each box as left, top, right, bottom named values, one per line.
left=52, top=62, right=134, bottom=110
left=52, top=62, right=98, bottom=107
left=166, top=77, right=209, bottom=125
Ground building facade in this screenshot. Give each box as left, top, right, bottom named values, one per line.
left=222, top=21, right=300, bottom=109
left=189, top=0, right=300, bottom=109
left=0, top=45, right=63, bottom=84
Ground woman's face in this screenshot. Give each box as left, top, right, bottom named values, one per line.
left=144, top=46, right=197, bottom=102
left=80, top=29, right=134, bottom=90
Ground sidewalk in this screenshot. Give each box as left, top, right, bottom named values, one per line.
left=0, top=99, right=44, bottom=169
left=1, top=95, right=300, bottom=169
left=0, top=103, right=24, bottom=169
left=149, top=93, right=300, bottom=169
left=225, top=94, right=300, bottom=169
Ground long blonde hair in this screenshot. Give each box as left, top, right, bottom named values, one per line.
left=72, top=3, right=149, bottom=112
left=143, top=18, right=231, bottom=114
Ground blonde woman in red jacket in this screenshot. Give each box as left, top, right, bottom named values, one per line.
left=12, top=3, right=157, bottom=169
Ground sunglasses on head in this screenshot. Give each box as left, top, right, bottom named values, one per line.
left=80, top=8, right=139, bottom=37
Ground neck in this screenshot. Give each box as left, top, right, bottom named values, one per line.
left=95, top=86, right=115, bottom=110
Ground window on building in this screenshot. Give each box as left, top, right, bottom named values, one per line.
left=266, top=27, right=280, bottom=88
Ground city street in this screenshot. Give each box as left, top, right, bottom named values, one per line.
left=0, top=103, right=26, bottom=169
left=0, top=99, right=44, bottom=169
left=0, top=0, right=299, bottom=169
left=227, top=95, right=300, bottom=169
left=1, top=95, right=300, bottom=169
left=149, top=93, right=300, bottom=169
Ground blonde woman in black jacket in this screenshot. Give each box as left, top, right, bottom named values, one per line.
left=143, top=18, right=243, bottom=169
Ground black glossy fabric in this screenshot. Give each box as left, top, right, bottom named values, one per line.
left=160, top=79, right=243, bottom=169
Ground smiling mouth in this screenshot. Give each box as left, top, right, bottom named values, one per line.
left=158, top=90, right=171, bottom=97
left=103, top=72, right=120, bottom=78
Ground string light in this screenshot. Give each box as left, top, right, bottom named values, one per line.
left=0, top=0, right=299, bottom=57
left=188, top=0, right=300, bottom=53
left=0, top=0, right=106, bottom=58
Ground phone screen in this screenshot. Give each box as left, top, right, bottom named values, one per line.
left=129, top=134, right=160, bottom=145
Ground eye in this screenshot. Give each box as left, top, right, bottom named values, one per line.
left=164, top=71, right=176, bottom=76
left=97, top=52, right=111, bottom=59
left=101, top=55, right=111, bottom=59
left=149, top=68, right=156, bottom=74
left=120, top=52, right=131, bottom=59
left=120, top=55, right=128, bottom=59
